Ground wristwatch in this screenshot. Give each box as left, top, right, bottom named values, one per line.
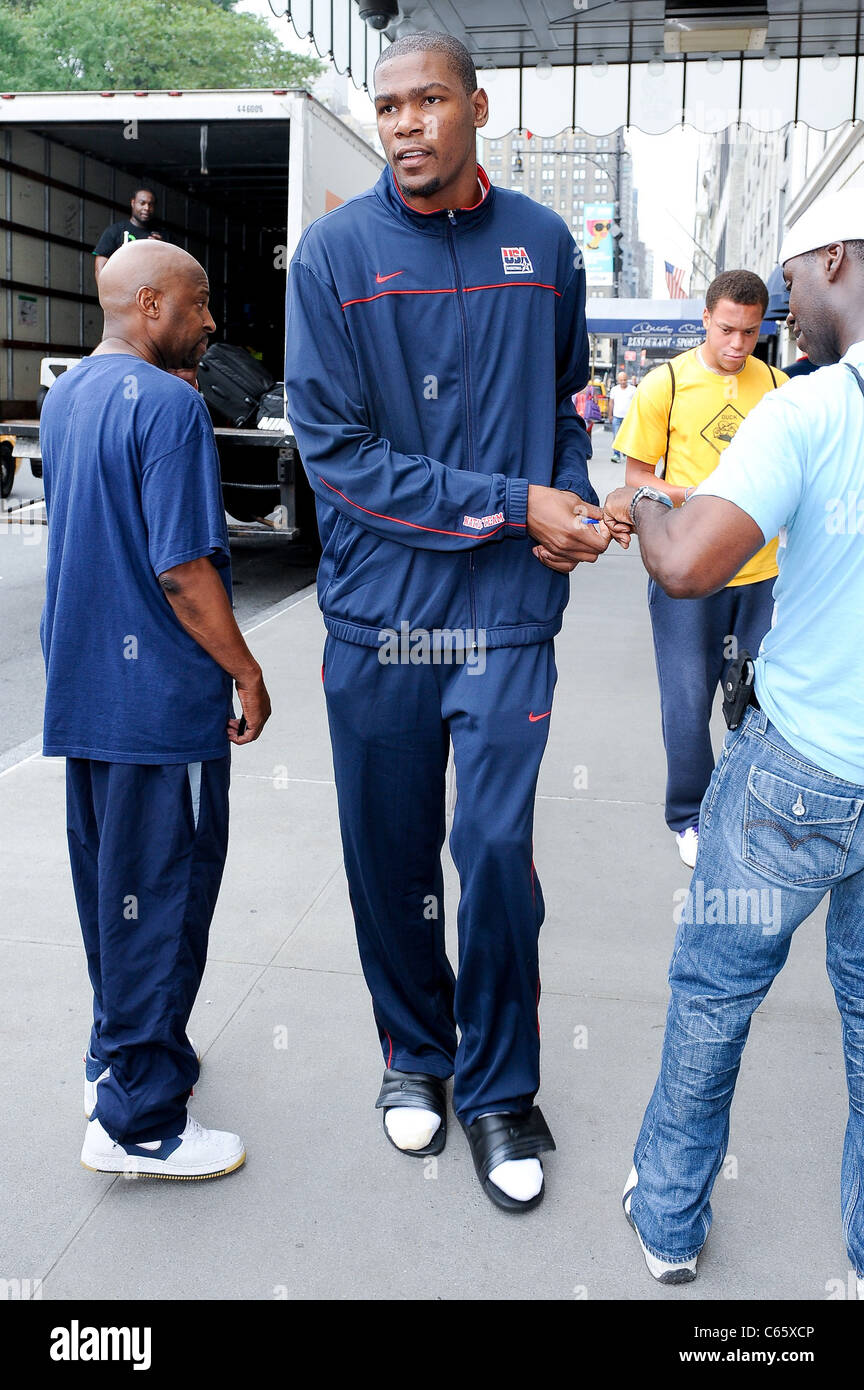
left=629, top=485, right=674, bottom=528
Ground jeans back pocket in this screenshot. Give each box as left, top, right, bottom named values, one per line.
left=743, top=766, right=863, bottom=885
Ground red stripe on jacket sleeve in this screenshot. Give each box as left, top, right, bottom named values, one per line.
left=318, top=476, right=523, bottom=537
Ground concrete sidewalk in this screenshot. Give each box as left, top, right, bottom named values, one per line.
left=0, top=436, right=852, bottom=1302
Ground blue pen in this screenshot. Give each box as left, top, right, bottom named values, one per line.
left=580, top=516, right=600, bottom=525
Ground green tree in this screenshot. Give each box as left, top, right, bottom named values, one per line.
left=0, top=0, right=323, bottom=91
left=0, top=7, right=32, bottom=81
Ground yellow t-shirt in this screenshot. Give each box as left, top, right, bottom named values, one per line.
left=613, top=348, right=787, bottom=587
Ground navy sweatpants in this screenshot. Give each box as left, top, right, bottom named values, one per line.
left=323, top=635, right=556, bottom=1126
left=66, top=755, right=230, bottom=1144
left=647, top=576, right=775, bottom=831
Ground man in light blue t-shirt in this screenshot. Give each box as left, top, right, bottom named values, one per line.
left=41, top=240, right=271, bottom=1181
left=603, top=187, right=864, bottom=1293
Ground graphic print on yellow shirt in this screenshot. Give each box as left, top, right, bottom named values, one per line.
left=613, top=348, right=787, bottom=587
left=702, top=402, right=746, bottom=452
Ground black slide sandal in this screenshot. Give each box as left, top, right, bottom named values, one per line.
left=461, top=1108, right=556, bottom=1213
left=375, top=1069, right=448, bottom=1157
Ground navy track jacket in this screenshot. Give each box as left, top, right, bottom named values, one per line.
left=285, top=163, right=596, bottom=649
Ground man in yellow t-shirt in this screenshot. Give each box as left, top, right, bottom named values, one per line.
left=614, top=269, right=787, bottom=868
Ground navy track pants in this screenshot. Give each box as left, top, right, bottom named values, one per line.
left=647, top=576, right=776, bottom=832
left=323, top=634, right=556, bottom=1126
left=66, top=755, right=230, bottom=1144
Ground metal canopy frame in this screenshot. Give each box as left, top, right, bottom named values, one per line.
left=282, top=1, right=864, bottom=131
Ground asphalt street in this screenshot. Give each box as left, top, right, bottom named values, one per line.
left=0, top=466, right=48, bottom=758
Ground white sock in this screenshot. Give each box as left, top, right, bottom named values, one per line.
left=476, top=1113, right=544, bottom=1201
left=487, top=1158, right=544, bottom=1201
left=384, top=1107, right=441, bottom=1151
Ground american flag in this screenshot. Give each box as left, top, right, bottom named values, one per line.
left=665, top=261, right=687, bottom=299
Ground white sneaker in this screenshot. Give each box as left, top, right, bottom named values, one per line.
left=84, top=1037, right=201, bottom=1118
left=622, top=1166, right=698, bottom=1284
left=81, top=1113, right=245, bottom=1180
left=676, top=824, right=699, bottom=869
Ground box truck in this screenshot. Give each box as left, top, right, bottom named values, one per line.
left=0, top=88, right=383, bottom=534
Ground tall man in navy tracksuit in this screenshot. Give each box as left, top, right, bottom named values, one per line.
left=285, top=32, right=617, bottom=1212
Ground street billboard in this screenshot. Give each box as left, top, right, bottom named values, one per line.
left=583, top=202, right=615, bottom=286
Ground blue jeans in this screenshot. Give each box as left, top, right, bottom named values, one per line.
left=648, top=577, right=776, bottom=831
left=631, top=706, right=864, bottom=1273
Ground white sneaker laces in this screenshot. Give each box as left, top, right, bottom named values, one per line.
left=182, top=1115, right=205, bottom=1142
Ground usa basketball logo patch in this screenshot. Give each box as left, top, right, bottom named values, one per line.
left=501, top=246, right=533, bottom=275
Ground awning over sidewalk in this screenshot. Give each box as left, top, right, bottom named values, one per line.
left=586, top=298, right=776, bottom=341
left=285, top=1, right=864, bottom=134
left=766, top=266, right=790, bottom=319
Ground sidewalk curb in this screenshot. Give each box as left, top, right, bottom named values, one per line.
left=240, top=583, right=317, bottom=636
left=0, top=734, right=42, bottom=779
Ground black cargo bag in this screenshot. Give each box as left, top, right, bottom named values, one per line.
left=256, top=383, right=287, bottom=428
left=197, top=344, right=275, bottom=427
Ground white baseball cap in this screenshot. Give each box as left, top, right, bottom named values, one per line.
left=779, top=187, right=864, bottom=265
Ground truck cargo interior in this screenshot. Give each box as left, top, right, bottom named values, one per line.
left=2, top=116, right=292, bottom=525
left=2, top=116, right=293, bottom=409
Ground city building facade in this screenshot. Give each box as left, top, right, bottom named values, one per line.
left=478, top=128, right=651, bottom=300
left=694, top=122, right=854, bottom=365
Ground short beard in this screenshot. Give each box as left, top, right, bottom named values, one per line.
left=807, top=330, right=842, bottom=366
left=397, top=173, right=441, bottom=201
left=179, top=345, right=206, bottom=370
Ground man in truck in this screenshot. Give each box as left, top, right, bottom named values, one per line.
left=41, top=239, right=271, bottom=1179
left=92, top=186, right=166, bottom=280
left=286, top=30, right=625, bottom=1213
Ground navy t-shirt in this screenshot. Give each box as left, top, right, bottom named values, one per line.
left=40, top=355, right=233, bottom=763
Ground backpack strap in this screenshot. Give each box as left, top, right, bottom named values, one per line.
left=661, top=359, right=676, bottom=480
left=767, top=362, right=777, bottom=387
left=845, top=362, right=864, bottom=397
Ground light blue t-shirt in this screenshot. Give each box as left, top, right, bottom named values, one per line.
left=696, top=340, right=864, bottom=785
